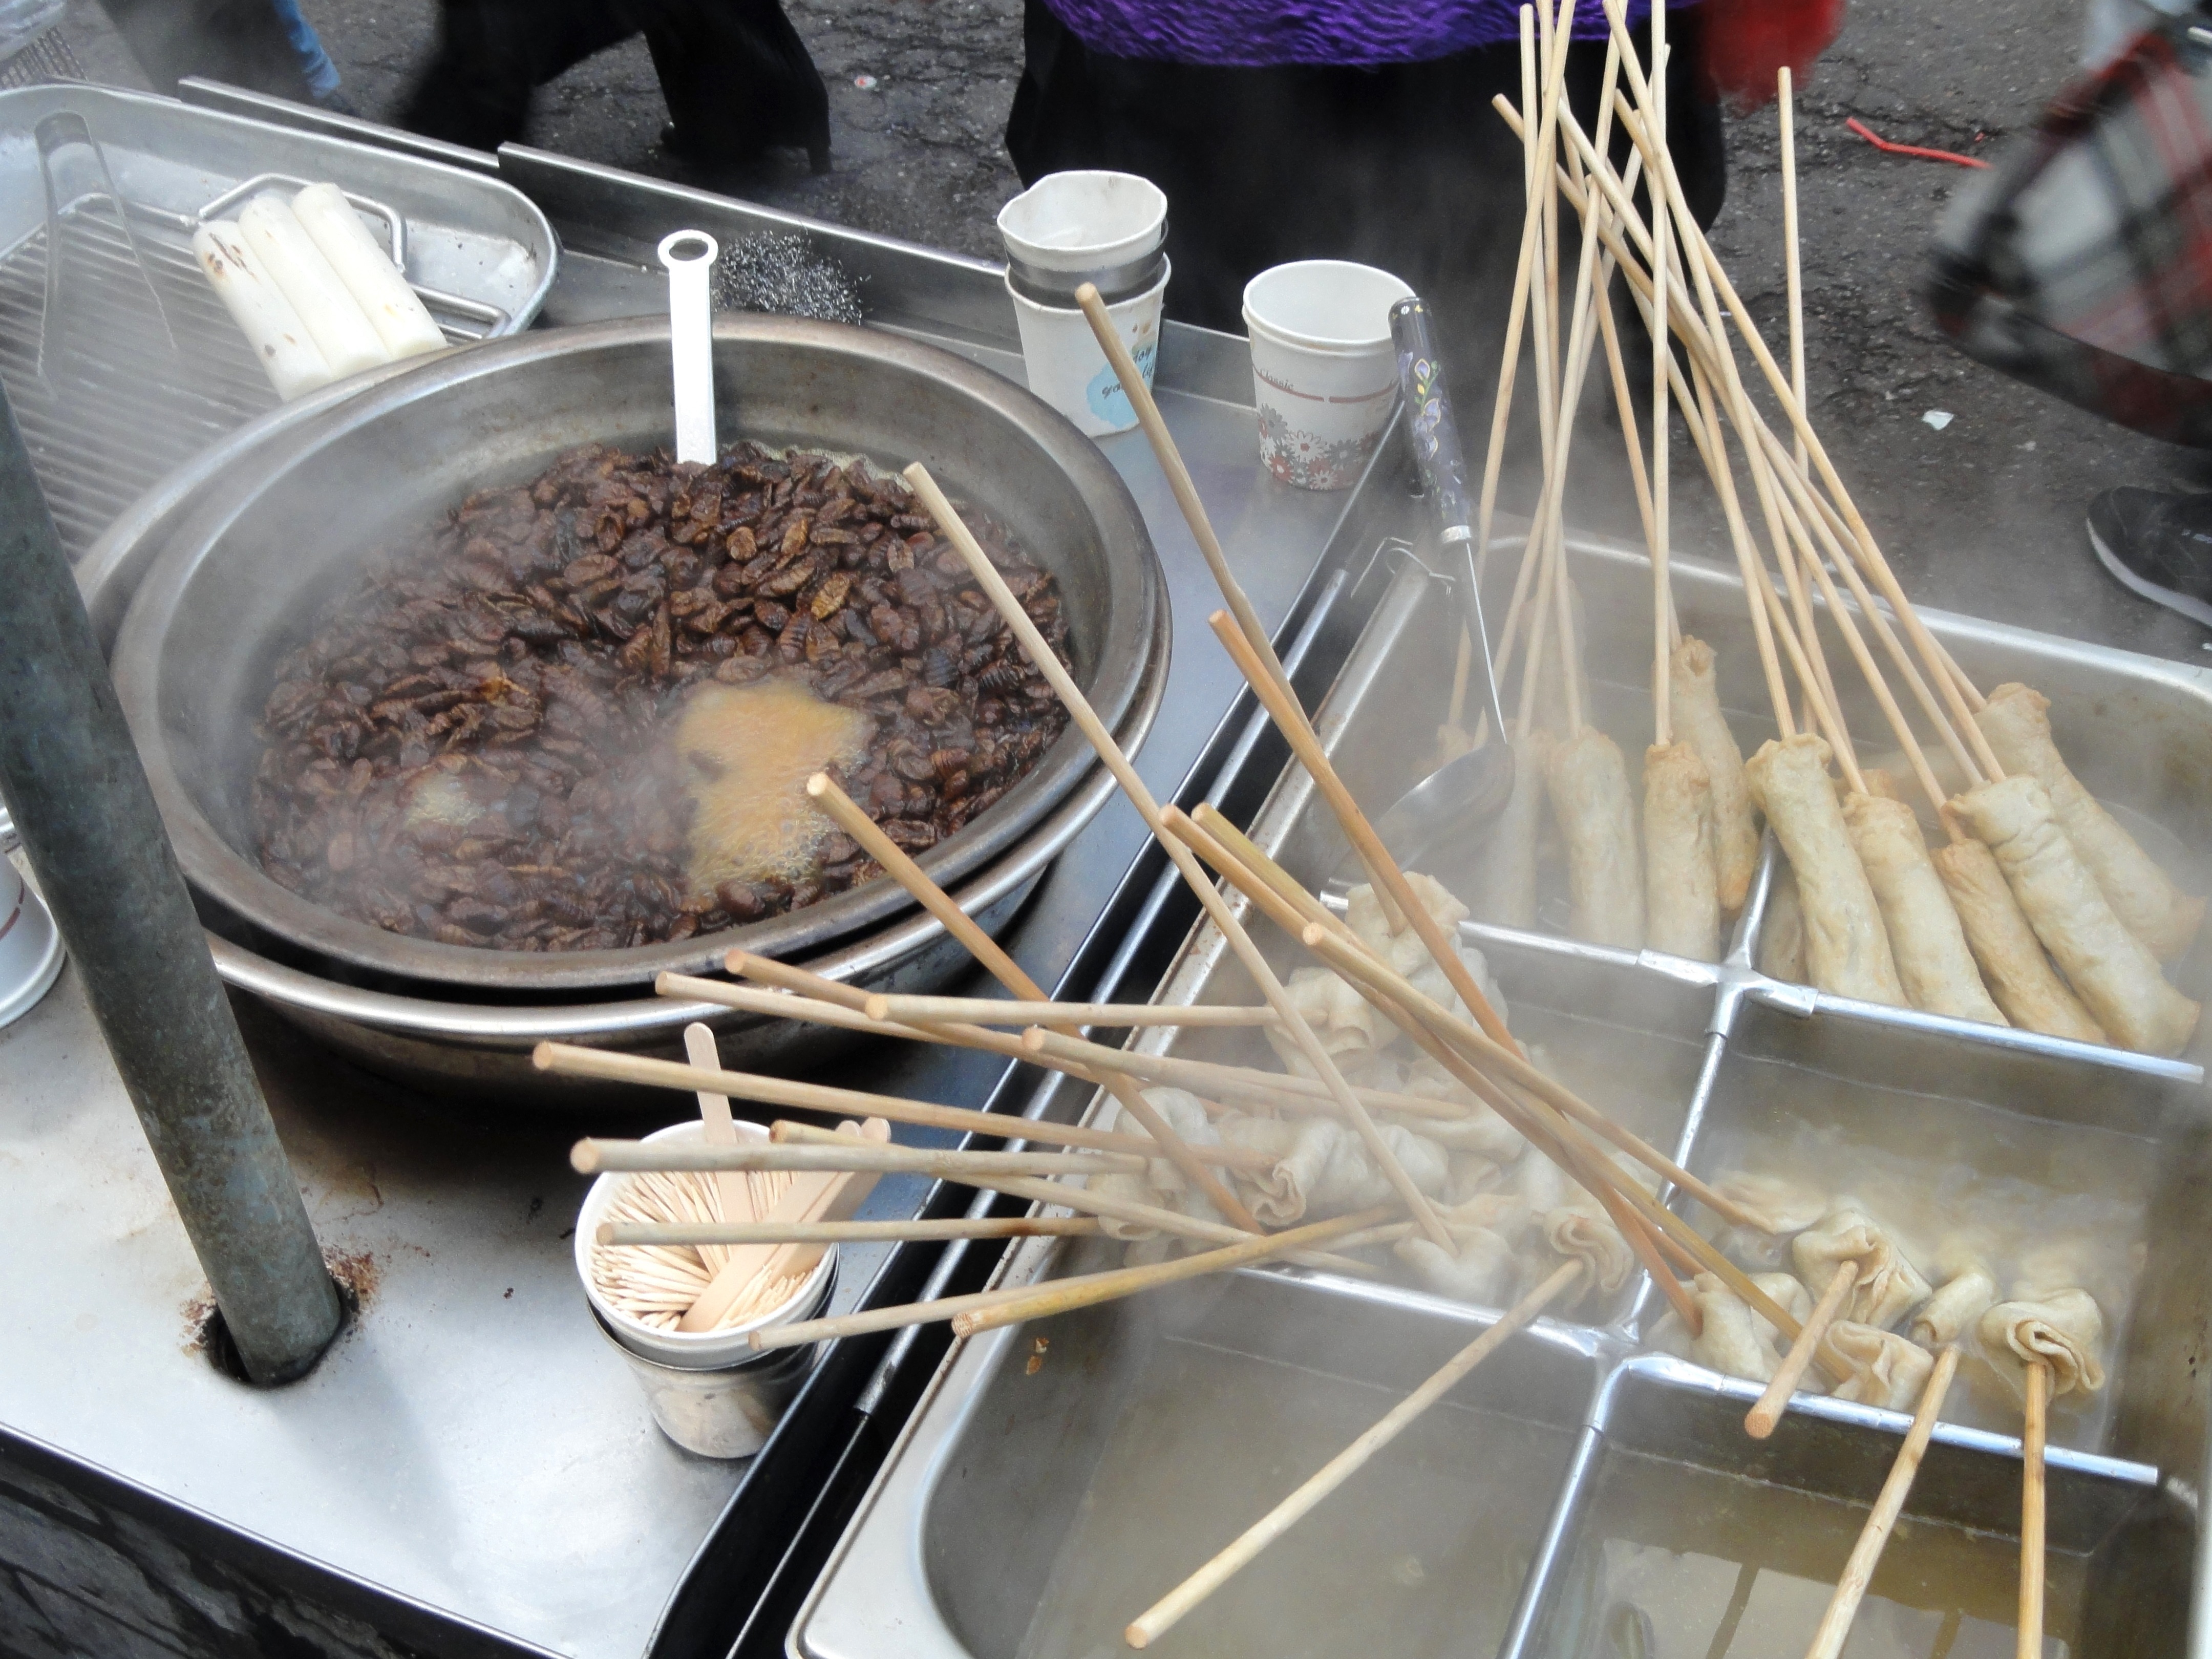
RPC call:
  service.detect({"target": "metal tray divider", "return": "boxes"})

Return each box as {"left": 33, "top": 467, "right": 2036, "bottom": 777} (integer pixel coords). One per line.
{"left": 1497, "top": 1351, "right": 2165, "bottom": 1659}
{"left": 1124, "top": 531, "right": 2201, "bottom": 1652}
{"left": 802, "top": 504, "right": 2212, "bottom": 1659}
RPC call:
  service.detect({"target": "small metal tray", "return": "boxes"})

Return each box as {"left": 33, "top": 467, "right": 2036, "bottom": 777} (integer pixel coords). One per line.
{"left": 0, "top": 83, "right": 557, "bottom": 557}
{"left": 794, "top": 540, "right": 2212, "bottom": 1658}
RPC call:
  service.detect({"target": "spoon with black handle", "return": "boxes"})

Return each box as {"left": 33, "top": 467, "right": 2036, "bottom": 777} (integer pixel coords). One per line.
{"left": 1329, "top": 296, "right": 1515, "bottom": 884}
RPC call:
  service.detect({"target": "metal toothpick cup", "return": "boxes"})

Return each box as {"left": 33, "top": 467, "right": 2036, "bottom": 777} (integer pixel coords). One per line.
{"left": 0, "top": 810, "right": 63, "bottom": 1029}
{"left": 577, "top": 1120, "right": 837, "bottom": 1458}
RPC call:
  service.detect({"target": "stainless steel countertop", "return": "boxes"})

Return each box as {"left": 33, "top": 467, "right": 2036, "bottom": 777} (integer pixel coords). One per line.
{"left": 0, "top": 145, "right": 1372, "bottom": 1658}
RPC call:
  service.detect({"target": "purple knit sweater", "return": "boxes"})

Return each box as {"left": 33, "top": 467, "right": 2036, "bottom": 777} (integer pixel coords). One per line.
{"left": 1043, "top": 0, "right": 1681, "bottom": 67}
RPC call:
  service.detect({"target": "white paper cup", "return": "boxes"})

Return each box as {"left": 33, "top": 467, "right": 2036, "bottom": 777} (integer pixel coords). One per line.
{"left": 0, "top": 858, "right": 63, "bottom": 1029}
{"left": 1242, "top": 260, "right": 1416, "bottom": 491}
{"left": 1006, "top": 257, "right": 1169, "bottom": 438}
{"left": 997, "top": 170, "right": 1167, "bottom": 300}
{"left": 576, "top": 1118, "right": 837, "bottom": 1370}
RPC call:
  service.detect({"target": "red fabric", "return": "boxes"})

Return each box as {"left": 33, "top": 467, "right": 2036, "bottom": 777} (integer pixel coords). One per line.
{"left": 1700, "top": 0, "right": 1844, "bottom": 109}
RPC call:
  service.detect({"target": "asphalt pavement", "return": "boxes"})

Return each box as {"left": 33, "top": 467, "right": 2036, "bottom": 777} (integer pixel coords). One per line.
{"left": 48, "top": 0, "right": 2212, "bottom": 661}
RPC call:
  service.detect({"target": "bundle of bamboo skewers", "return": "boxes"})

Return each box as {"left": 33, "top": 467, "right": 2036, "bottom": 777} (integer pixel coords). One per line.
{"left": 1464, "top": 0, "right": 2202, "bottom": 1071}
{"left": 559, "top": 13, "right": 2133, "bottom": 1645}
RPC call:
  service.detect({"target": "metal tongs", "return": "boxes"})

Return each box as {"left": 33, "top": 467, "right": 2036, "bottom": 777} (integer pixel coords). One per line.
{"left": 35, "top": 111, "right": 179, "bottom": 385}
{"left": 1329, "top": 295, "right": 1514, "bottom": 882}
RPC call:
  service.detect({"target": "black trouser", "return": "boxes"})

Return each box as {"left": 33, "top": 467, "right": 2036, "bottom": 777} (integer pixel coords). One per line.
{"left": 1006, "top": 0, "right": 1724, "bottom": 377}
{"left": 399, "top": 0, "right": 829, "bottom": 167}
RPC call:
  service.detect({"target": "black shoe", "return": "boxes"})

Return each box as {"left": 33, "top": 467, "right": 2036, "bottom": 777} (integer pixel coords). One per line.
{"left": 2087, "top": 486, "right": 2212, "bottom": 627}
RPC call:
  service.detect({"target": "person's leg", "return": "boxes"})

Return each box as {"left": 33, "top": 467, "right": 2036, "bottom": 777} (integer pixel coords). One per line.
{"left": 1005, "top": 5, "right": 1339, "bottom": 333}
{"left": 265, "top": 0, "right": 342, "bottom": 103}
{"left": 398, "top": 0, "right": 631, "bottom": 153}
{"left": 1002, "top": 2, "right": 1721, "bottom": 361}
{"left": 639, "top": 0, "right": 831, "bottom": 172}
{"left": 94, "top": 0, "right": 311, "bottom": 98}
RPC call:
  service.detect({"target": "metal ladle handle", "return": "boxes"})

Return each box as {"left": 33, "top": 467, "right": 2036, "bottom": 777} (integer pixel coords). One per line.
{"left": 1390, "top": 296, "right": 1507, "bottom": 743}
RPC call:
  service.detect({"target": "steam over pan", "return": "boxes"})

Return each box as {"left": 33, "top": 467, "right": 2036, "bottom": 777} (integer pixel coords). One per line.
{"left": 107, "top": 315, "right": 1163, "bottom": 996}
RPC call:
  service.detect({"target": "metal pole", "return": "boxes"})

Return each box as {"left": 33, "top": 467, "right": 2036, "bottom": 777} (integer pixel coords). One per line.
{"left": 0, "top": 387, "right": 339, "bottom": 1384}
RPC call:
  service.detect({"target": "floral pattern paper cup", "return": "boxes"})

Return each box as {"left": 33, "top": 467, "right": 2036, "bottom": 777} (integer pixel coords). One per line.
{"left": 1243, "top": 260, "right": 1416, "bottom": 491}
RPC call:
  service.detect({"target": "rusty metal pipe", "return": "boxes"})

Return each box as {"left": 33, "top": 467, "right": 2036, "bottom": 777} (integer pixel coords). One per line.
{"left": 0, "top": 386, "right": 338, "bottom": 1384}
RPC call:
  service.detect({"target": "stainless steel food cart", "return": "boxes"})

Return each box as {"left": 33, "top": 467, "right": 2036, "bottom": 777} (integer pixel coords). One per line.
{"left": 5, "top": 75, "right": 2210, "bottom": 1659}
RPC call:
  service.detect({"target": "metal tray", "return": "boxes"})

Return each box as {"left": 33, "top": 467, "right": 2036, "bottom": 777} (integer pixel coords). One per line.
{"left": 794, "top": 542, "right": 2212, "bottom": 1658}
{"left": 0, "top": 83, "right": 557, "bottom": 559}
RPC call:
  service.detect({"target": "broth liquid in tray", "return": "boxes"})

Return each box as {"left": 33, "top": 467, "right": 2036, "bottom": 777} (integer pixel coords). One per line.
{"left": 1541, "top": 1450, "right": 2079, "bottom": 1657}
{"left": 1011, "top": 1338, "right": 1572, "bottom": 1659}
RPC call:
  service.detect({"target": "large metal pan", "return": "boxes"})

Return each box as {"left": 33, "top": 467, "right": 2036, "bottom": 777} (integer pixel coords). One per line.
{"left": 105, "top": 314, "right": 1164, "bottom": 999}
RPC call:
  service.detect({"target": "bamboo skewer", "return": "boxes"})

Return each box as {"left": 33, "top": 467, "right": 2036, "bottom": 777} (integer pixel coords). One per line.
{"left": 1160, "top": 806, "right": 1760, "bottom": 1233}
{"left": 1204, "top": 612, "right": 1516, "bottom": 1055}
{"left": 1593, "top": 29, "right": 2002, "bottom": 783}
{"left": 1747, "top": 1261, "right": 1857, "bottom": 1438}
{"left": 867, "top": 994, "right": 1277, "bottom": 1030}
{"left": 1649, "top": 60, "right": 1674, "bottom": 748}
{"left": 1519, "top": 33, "right": 1630, "bottom": 745}
{"left": 948, "top": 1205, "right": 1397, "bottom": 1338}
{"left": 725, "top": 950, "right": 871, "bottom": 1009}
{"left": 1293, "top": 920, "right": 1802, "bottom": 1342}
{"left": 1159, "top": 807, "right": 1704, "bottom": 1332}
{"left": 1514, "top": 133, "right": 1977, "bottom": 796}
{"left": 602, "top": 1216, "right": 1103, "bottom": 1247}
{"left": 1070, "top": 291, "right": 1294, "bottom": 717}
{"left": 1073, "top": 259, "right": 1399, "bottom": 924}
{"left": 1173, "top": 813, "right": 1752, "bottom": 1244}
{"left": 576, "top": 1138, "right": 1147, "bottom": 1181}
{"left": 1551, "top": 120, "right": 1962, "bottom": 818}
{"left": 1189, "top": 805, "right": 1355, "bottom": 941}
{"left": 805, "top": 772, "right": 1263, "bottom": 1232}
{"left": 1802, "top": 1346, "right": 1962, "bottom": 1659}
{"left": 1020, "top": 1024, "right": 1524, "bottom": 1128}
{"left": 1466, "top": 3, "right": 1573, "bottom": 606}
{"left": 1560, "top": 82, "right": 1842, "bottom": 759}
{"left": 1781, "top": 65, "right": 1808, "bottom": 478}
{"left": 1124, "top": 1260, "right": 1587, "bottom": 1648}
{"left": 1754, "top": 439, "right": 1987, "bottom": 789}
{"left": 1496, "top": 2, "right": 1573, "bottom": 740}
{"left": 1743, "top": 434, "right": 1959, "bottom": 817}
{"left": 2020, "top": 1359, "right": 2050, "bottom": 1659}
{"left": 536, "top": 1038, "right": 1273, "bottom": 1171}
{"left": 753, "top": 1124, "right": 1374, "bottom": 1278}
{"left": 905, "top": 463, "right": 1454, "bottom": 1249}
{"left": 713, "top": 951, "right": 1479, "bottom": 1138}
{"left": 668, "top": 972, "right": 1051, "bottom": 1068}
{"left": 751, "top": 1206, "right": 1393, "bottom": 1354}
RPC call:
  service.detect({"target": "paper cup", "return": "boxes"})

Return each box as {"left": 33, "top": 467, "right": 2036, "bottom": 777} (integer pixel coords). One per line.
{"left": 997, "top": 170, "right": 1167, "bottom": 302}
{"left": 576, "top": 1118, "right": 837, "bottom": 1370}
{"left": 0, "top": 858, "right": 63, "bottom": 1029}
{"left": 1006, "top": 258, "right": 1169, "bottom": 438}
{"left": 1242, "top": 260, "right": 1416, "bottom": 491}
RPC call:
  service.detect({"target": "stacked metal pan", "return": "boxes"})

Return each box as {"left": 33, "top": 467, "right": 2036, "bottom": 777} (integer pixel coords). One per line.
{"left": 797, "top": 541, "right": 2212, "bottom": 1657}
{"left": 81, "top": 316, "right": 1166, "bottom": 1101}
